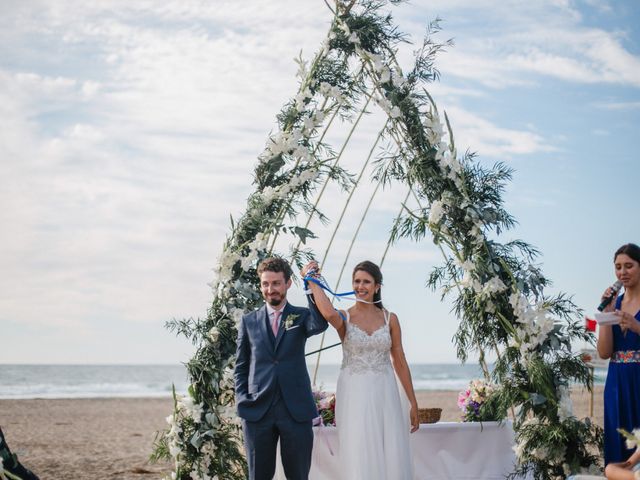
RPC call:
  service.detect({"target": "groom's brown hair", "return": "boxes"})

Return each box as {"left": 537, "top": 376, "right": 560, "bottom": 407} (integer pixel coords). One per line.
{"left": 257, "top": 257, "right": 293, "bottom": 282}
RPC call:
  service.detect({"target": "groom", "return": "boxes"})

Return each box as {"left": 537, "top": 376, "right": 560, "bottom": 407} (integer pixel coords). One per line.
{"left": 234, "top": 257, "right": 328, "bottom": 480}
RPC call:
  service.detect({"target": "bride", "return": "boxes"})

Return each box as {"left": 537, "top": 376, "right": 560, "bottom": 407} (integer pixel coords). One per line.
{"left": 302, "top": 260, "right": 419, "bottom": 480}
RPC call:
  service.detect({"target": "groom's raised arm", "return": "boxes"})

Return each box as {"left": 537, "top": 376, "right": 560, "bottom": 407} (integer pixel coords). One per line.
{"left": 304, "top": 294, "right": 329, "bottom": 337}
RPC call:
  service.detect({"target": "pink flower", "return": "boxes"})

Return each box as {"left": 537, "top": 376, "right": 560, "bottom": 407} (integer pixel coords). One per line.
{"left": 457, "top": 389, "right": 470, "bottom": 410}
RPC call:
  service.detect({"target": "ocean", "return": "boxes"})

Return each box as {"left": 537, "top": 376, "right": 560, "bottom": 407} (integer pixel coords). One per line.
{"left": 0, "top": 364, "right": 607, "bottom": 399}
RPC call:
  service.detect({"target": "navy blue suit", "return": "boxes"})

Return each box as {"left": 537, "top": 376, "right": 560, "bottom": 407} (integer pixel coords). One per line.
{"left": 235, "top": 297, "right": 328, "bottom": 480}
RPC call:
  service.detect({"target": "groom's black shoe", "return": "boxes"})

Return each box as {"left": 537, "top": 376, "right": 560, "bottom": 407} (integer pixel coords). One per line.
{"left": 0, "top": 427, "right": 40, "bottom": 480}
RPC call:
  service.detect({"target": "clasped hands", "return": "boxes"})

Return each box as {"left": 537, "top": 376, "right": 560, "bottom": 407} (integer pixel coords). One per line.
{"left": 301, "top": 260, "right": 321, "bottom": 279}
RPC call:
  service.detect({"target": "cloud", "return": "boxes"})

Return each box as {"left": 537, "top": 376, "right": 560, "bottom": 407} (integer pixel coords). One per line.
{"left": 397, "top": 0, "right": 640, "bottom": 88}
{"left": 442, "top": 106, "right": 555, "bottom": 159}
{"left": 594, "top": 101, "right": 640, "bottom": 110}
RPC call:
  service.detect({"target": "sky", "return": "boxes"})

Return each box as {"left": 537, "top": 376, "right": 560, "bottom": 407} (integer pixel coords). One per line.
{"left": 1, "top": 0, "right": 639, "bottom": 366}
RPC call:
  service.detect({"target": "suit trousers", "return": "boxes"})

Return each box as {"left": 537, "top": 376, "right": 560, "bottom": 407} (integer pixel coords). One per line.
{"left": 242, "top": 390, "right": 313, "bottom": 480}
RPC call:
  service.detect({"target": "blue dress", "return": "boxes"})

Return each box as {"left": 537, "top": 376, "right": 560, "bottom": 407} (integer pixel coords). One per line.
{"left": 603, "top": 295, "right": 640, "bottom": 465}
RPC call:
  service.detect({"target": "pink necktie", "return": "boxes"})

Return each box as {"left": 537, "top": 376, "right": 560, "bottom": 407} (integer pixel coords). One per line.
{"left": 271, "top": 310, "right": 281, "bottom": 336}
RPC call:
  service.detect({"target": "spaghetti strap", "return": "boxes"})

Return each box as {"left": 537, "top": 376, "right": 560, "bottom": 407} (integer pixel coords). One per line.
{"left": 383, "top": 309, "right": 391, "bottom": 325}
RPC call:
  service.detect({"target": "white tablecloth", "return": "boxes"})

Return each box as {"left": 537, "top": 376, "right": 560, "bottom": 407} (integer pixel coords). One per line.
{"left": 276, "top": 421, "right": 519, "bottom": 480}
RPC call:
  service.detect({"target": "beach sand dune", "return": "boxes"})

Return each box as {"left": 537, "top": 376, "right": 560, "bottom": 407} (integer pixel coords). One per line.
{"left": 0, "top": 387, "right": 603, "bottom": 480}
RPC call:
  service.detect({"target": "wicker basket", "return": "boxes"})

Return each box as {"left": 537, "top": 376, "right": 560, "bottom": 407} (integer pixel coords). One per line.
{"left": 418, "top": 407, "right": 442, "bottom": 424}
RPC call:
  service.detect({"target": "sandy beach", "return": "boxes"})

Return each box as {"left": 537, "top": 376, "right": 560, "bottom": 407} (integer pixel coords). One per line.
{"left": 0, "top": 387, "right": 603, "bottom": 480}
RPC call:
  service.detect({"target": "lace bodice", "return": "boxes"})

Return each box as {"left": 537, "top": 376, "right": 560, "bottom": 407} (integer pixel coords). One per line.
{"left": 341, "top": 310, "right": 392, "bottom": 375}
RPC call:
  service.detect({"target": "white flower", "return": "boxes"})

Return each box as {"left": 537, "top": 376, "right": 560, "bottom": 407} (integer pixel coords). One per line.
{"left": 481, "top": 276, "right": 507, "bottom": 296}
{"left": 557, "top": 386, "right": 574, "bottom": 421}
{"left": 512, "top": 440, "right": 526, "bottom": 460}
{"left": 428, "top": 200, "right": 445, "bottom": 224}
{"left": 292, "top": 145, "right": 311, "bottom": 162}
{"left": 389, "top": 106, "right": 402, "bottom": 119}
{"left": 319, "top": 82, "right": 332, "bottom": 96}
{"left": 265, "top": 131, "right": 290, "bottom": 156}
{"left": 178, "top": 395, "right": 204, "bottom": 423}
{"left": 392, "top": 70, "right": 406, "bottom": 88}
{"left": 169, "top": 442, "right": 182, "bottom": 457}
{"left": 208, "top": 326, "right": 220, "bottom": 343}
{"left": 369, "top": 53, "right": 384, "bottom": 72}
{"left": 302, "top": 115, "right": 315, "bottom": 132}
{"left": 425, "top": 113, "right": 445, "bottom": 145}
{"left": 348, "top": 32, "right": 360, "bottom": 44}
{"left": 379, "top": 66, "right": 391, "bottom": 83}
{"left": 531, "top": 447, "right": 549, "bottom": 461}
{"left": 330, "top": 85, "right": 344, "bottom": 104}
{"left": 294, "top": 87, "right": 312, "bottom": 110}
{"left": 459, "top": 259, "right": 475, "bottom": 272}
{"left": 230, "top": 307, "right": 244, "bottom": 326}
{"left": 485, "top": 301, "right": 496, "bottom": 314}
{"left": 240, "top": 248, "right": 258, "bottom": 270}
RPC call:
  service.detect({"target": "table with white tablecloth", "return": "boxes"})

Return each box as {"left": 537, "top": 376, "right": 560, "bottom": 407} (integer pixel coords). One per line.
{"left": 276, "top": 421, "right": 519, "bottom": 480}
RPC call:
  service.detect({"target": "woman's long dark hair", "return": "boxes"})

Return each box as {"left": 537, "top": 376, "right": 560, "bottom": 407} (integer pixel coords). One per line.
{"left": 614, "top": 243, "right": 640, "bottom": 264}
{"left": 353, "top": 260, "right": 384, "bottom": 310}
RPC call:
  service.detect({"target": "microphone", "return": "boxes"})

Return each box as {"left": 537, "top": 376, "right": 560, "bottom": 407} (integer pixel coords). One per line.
{"left": 597, "top": 280, "right": 623, "bottom": 312}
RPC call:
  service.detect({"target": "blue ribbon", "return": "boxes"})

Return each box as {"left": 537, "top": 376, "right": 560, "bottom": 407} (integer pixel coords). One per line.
{"left": 303, "top": 275, "right": 354, "bottom": 301}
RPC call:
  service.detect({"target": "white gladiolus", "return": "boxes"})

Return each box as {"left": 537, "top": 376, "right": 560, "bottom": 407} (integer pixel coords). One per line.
{"left": 392, "top": 70, "right": 406, "bottom": 88}
{"left": 557, "top": 386, "right": 574, "bottom": 421}
{"left": 459, "top": 259, "right": 475, "bottom": 272}
{"left": 425, "top": 113, "right": 445, "bottom": 145}
{"left": 230, "top": 308, "right": 244, "bottom": 326}
{"left": 302, "top": 115, "right": 315, "bottom": 132}
{"left": 481, "top": 276, "right": 508, "bottom": 296}
{"left": 208, "top": 326, "right": 220, "bottom": 343}
{"left": 389, "top": 106, "right": 402, "bottom": 119}
{"left": 330, "top": 85, "right": 344, "bottom": 104}
{"left": 513, "top": 440, "right": 526, "bottom": 461}
{"left": 428, "top": 200, "right": 445, "bottom": 224}
{"left": 169, "top": 443, "right": 182, "bottom": 457}
{"left": 379, "top": 66, "right": 391, "bottom": 83}
{"left": 319, "top": 82, "right": 332, "bottom": 96}
{"left": 179, "top": 395, "right": 204, "bottom": 423}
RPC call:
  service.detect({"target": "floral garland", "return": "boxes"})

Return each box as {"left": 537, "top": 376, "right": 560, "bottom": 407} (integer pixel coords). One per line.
{"left": 152, "top": 1, "right": 602, "bottom": 479}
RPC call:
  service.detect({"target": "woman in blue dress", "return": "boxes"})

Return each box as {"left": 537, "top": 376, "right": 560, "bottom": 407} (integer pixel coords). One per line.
{"left": 598, "top": 243, "right": 640, "bottom": 465}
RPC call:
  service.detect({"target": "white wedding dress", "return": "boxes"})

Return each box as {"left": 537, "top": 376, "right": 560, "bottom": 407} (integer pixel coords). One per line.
{"left": 335, "top": 309, "right": 413, "bottom": 480}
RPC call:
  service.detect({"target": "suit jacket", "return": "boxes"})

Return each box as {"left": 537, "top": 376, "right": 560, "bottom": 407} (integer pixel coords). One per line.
{"left": 234, "top": 296, "right": 328, "bottom": 422}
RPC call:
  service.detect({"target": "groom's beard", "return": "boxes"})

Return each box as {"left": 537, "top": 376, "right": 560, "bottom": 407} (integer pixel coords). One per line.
{"left": 265, "top": 293, "right": 285, "bottom": 307}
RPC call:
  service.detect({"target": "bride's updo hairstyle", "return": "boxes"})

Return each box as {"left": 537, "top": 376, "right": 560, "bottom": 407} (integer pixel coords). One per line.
{"left": 353, "top": 260, "right": 384, "bottom": 310}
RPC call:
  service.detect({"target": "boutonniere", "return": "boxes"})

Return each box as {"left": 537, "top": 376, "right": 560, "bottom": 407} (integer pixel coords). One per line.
{"left": 284, "top": 313, "right": 300, "bottom": 330}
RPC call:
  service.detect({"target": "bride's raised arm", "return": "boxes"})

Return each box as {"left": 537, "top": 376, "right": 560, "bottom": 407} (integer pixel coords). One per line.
{"left": 301, "top": 261, "right": 346, "bottom": 340}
